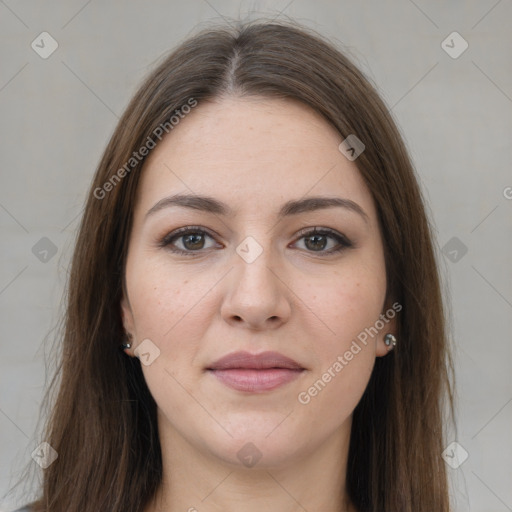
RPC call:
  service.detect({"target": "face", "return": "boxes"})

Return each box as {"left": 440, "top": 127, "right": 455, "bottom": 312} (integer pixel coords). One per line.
{"left": 121, "top": 96, "right": 396, "bottom": 469}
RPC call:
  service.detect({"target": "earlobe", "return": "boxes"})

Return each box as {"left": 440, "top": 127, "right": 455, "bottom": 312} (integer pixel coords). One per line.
{"left": 376, "top": 331, "right": 398, "bottom": 357}
{"left": 120, "top": 294, "right": 135, "bottom": 355}
{"left": 384, "top": 333, "right": 397, "bottom": 349}
{"left": 375, "top": 299, "right": 400, "bottom": 357}
{"left": 120, "top": 332, "right": 133, "bottom": 354}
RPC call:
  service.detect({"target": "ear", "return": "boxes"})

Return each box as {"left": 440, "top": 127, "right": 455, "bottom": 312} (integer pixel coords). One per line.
{"left": 375, "top": 299, "right": 400, "bottom": 357}
{"left": 120, "top": 293, "right": 136, "bottom": 356}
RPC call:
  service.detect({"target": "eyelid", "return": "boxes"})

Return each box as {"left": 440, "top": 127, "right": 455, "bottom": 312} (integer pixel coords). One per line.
{"left": 292, "top": 226, "right": 353, "bottom": 247}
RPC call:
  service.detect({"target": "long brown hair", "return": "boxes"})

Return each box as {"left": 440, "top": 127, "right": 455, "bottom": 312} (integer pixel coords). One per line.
{"left": 11, "top": 19, "right": 456, "bottom": 512}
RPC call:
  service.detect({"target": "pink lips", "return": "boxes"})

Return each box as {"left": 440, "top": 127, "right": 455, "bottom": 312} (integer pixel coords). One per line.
{"left": 206, "top": 351, "right": 305, "bottom": 392}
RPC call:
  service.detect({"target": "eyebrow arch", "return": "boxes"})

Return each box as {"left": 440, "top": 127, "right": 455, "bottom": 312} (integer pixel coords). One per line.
{"left": 145, "top": 193, "right": 369, "bottom": 224}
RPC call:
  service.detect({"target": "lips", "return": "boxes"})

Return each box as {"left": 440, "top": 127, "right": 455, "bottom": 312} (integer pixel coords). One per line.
{"left": 206, "top": 351, "right": 305, "bottom": 392}
{"left": 207, "top": 351, "right": 304, "bottom": 371}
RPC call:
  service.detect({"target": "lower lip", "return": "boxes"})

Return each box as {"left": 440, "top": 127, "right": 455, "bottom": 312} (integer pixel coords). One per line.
{"left": 208, "top": 368, "right": 304, "bottom": 392}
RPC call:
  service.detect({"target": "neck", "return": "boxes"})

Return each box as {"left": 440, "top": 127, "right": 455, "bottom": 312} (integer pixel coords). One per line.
{"left": 145, "top": 413, "right": 356, "bottom": 512}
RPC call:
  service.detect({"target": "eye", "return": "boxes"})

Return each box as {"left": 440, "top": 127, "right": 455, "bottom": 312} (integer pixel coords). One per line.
{"left": 292, "top": 227, "right": 353, "bottom": 255}
{"left": 158, "top": 226, "right": 353, "bottom": 256}
{"left": 159, "top": 226, "right": 220, "bottom": 256}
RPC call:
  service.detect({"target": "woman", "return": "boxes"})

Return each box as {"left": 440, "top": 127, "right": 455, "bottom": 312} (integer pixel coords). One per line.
{"left": 11, "top": 19, "right": 455, "bottom": 512}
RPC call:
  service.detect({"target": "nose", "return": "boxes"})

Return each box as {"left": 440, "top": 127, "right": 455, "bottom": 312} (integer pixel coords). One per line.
{"left": 220, "top": 242, "right": 292, "bottom": 331}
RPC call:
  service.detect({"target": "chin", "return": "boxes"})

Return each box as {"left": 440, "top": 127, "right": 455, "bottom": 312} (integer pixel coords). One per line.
{"left": 209, "top": 435, "right": 307, "bottom": 470}
{"left": 198, "top": 413, "right": 311, "bottom": 469}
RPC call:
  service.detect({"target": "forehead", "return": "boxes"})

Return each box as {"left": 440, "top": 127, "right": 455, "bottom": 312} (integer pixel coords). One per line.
{"left": 134, "top": 96, "right": 376, "bottom": 222}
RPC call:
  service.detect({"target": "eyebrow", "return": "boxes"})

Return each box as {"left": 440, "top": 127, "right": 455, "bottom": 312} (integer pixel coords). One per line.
{"left": 145, "top": 193, "right": 369, "bottom": 224}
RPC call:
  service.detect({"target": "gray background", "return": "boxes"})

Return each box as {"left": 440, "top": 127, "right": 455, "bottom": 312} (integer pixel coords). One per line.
{"left": 1, "top": 1, "right": 511, "bottom": 511}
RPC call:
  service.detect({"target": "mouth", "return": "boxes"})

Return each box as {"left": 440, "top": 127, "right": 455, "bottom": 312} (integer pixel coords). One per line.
{"left": 206, "top": 351, "right": 305, "bottom": 393}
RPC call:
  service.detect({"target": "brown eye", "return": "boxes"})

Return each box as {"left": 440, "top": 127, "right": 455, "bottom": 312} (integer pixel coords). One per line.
{"left": 159, "top": 226, "right": 353, "bottom": 257}
{"left": 304, "top": 233, "right": 329, "bottom": 251}
{"left": 294, "top": 227, "right": 353, "bottom": 254}
{"left": 181, "top": 232, "right": 207, "bottom": 250}
{"left": 160, "top": 227, "right": 219, "bottom": 255}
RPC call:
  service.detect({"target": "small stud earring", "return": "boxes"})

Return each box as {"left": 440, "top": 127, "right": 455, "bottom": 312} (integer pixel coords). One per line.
{"left": 384, "top": 333, "right": 397, "bottom": 348}
{"left": 121, "top": 333, "right": 133, "bottom": 350}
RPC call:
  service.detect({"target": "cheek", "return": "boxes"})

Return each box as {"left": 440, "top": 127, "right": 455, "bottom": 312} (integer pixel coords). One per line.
{"left": 295, "top": 255, "right": 386, "bottom": 416}
{"left": 127, "top": 253, "right": 206, "bottom": 340}
{"left": 295, "top": 272, "right": 382, "bottom": 413}
{"left": 309, "top": 260, "right": 386, "bottom": 349}
{"left": 128, "top": 259, "right": 209, "bottom": 425}
{"left": 333, "top": 282, "right": 383, "bottom": 340}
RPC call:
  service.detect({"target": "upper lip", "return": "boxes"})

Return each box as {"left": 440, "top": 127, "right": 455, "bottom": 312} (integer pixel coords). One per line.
{"left": 207, "top": 351, "right": 304, "bottom": 371}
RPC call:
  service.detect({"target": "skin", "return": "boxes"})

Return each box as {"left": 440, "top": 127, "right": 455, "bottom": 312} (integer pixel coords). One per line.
{"left": 120, "top": 95, "right": 397, "bottom": 512}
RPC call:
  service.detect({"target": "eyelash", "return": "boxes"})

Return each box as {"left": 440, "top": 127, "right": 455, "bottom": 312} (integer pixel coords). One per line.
{"left": 158, "top": 225, "right": 353, "bottom": 257}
